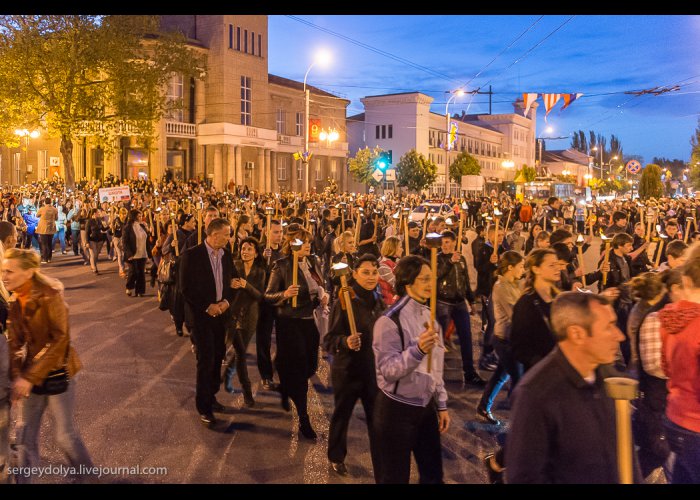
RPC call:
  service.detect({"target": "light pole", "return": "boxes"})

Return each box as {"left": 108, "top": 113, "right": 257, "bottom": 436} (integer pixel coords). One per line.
{"left": 444, "top": 89, "right": 465, "bottom": 199}
{"left": 591, "top": 146, "right": 603, "bottom": 178}
{"left": 536, "top": 127, "right": 567, "bottom": 176}
{"left": 15, "top": 128, "right": 40, "bottom": 184}
{"left": 303, "top": 49, "right": 331, "bottom": 193}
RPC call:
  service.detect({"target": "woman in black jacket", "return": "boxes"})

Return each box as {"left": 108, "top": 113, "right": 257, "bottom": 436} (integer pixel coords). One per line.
{"left": 523, "top": 223, "right": 543, "bottom": 255}
{"left": 223, "top": 237, "right": 267, "bottom": 407}
{"left": 265, "top": 225, "right": 328, "bottom": 439}
{"left": 510, "top": 248, "right": 560, "bottom": 373}
{"left": 85, "top": 208, "right": 108, "bottom": 274}
{"left": 121, "top": 209, "right": 151, "bottom": 297}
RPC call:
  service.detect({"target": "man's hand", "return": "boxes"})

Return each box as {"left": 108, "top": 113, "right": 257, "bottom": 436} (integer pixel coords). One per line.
{"left": 450, "top": 252, "right": 461, "bottom": 263}
{"left": 601, "top": 287, "right": 620, "bottom": 301}
{"left": 206, "top": 303, "right": 222, "bottom": 317}
{"left": 438, "top": 410, "right": 451, "bottom": 434}
{"left": 217, "top": 300, "right": 230, "bottom": 313}
{"left": 283, "top": 285, "right": 300, "bottom": 299}
{"left": 320, "top": 294, "right": 329, "bottom": 308}
{"left": 263, "top": 247, "right": 272, "bottom": 259}
{"left": 11, "top": 377, "right": 33, "bottom": 403}
{"left": 489, "top": 252, "right": 499, "bottom": 264}
{"left": 346, "top": 333, "right": 361, "bottom": 351}
{"left": 574, "top": 267, "right": 584, "bottom": 277}
{"left": 418, "top": 322, "right": 439, "bottom": 354}
{"left": 599, "top": 261, "right": 611, "bottom": 274}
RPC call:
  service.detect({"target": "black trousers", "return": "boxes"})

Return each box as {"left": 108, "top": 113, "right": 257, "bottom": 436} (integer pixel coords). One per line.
{"left": 169, "top": 286, "right": 187, "bottom": 331}
{"left": 275, "top": 317, "right": 319, "bottom": 417}
{"left": 256, "top": 303, "right": 276, "bottom": 381}
{"left": 328, "top": 370, "right": 379, "bottom": 470}
{"left": 39, "top": 233, "right": 54, "bottom": 262}
{"left": 126, "top": 258, "right": 147, "bottom": 295}
{"left": 191, "top": 315, "right": 227, "bottom": 415}
{"left": 372, "top": 391, "right": 443, "bottom": 484}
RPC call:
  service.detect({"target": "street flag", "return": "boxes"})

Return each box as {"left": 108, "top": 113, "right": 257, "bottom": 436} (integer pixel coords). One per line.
{"left": 542, "top": 93, "right": 561, "bottom": 122}
{"left": 560, "top": 93, "right": 583, "bottom": 112}
{"left": 522, "top": 93, "right": 538, "bottom": 117}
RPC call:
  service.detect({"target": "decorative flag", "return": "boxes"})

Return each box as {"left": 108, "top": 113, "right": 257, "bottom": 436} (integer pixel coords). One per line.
{"left": 522, "top": 93, "right": 538, "bottom": 117}
{"left": 542, "top": 93, "right": 561, "bottom": 122}
{"left": 448, "top": 121, "right": 458, "bottom": 150}
{"left": 560, "top": 93, "right": 583, "bottom": 112}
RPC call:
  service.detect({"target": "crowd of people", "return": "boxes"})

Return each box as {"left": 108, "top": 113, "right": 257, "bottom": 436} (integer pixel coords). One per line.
{"left": 0, "top": 174, "right": 699, "bottom": 484}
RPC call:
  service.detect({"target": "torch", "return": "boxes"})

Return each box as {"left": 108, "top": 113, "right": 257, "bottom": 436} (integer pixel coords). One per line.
{"left": 354, "top": 207, "right": 363, "bottom": 246}
{"left": 550, "top": 217, "right": 560, "bottom": 231}
{"left": 332, "top": 262, "right": 359, "bottom": 346}
{"left": 601, "top": 233, "right": 612, "bottom": 287}
{"left": 265, "top": 206, "right": 274, "bottom": 265}
{"left": 197, "top": 200, "right": 204, "bottom": 245}
{"left": 339, "top": 202, "right": 347, "bottom": 233}
{"left": 403, "top": 208, "right": 411, "bottom": 255}
{"left": 684, "top": 217, "right": 694, "bottom": 244}
{"left": 587, "top": 204, "right": 595, "bottom": 237}
{"left": 654, "top": 225, "right": 668, "bottom": 269}
{"left": 425, "top": 232, "right": 443, "bottom": 373}
{"left": 290, "top": 238, "right": 303, "bottom": 308}
{"left": 576, "top": 233, "right": 586, "bottom": 288}
{"left": 457, "top": 203, "right": 466, "bottom": 254}
{"left": 604, "top": 377, "right": 639, "bottom": 484}
{"left": 645, "top": 210, "right": 654, "bottom": 243}
{"left": 170, "top": 212, "right": 179, "bottom": 257}
{"left": 493, "top": 208, "right": 502, "bottom": 256}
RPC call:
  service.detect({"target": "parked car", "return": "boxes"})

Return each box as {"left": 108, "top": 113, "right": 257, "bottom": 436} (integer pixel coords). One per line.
{"left": 410, "top": 202, "right": 454, "bottom": 222}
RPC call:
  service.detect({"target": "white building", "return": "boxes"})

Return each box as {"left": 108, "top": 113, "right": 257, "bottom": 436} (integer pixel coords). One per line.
{"left": 347, "top": 92, "right": 537, "bottom": 194}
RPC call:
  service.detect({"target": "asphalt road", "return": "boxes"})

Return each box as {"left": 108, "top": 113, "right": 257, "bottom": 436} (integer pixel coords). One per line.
{"left": 18, "top": 248, "right": 503, "bottom": 484}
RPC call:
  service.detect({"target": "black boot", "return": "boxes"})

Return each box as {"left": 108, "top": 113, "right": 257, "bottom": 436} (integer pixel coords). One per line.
{"left": 242, "top": 384, "right": 255, "bottom": 407}
{"left": 298, "top": 414, "right": 317, "bottom": 440}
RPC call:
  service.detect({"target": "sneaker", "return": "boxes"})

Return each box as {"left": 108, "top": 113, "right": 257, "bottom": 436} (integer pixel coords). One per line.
{"left": 464, "top": 373, "right": 487, "bottom": 387}
{"left": 41, "top": 260, "right": 47, "bottom": 264}
{"left": 330, "top": 462, "right": 348, "bottom": 476}
{"left": 261, "top": 379, "right": 280, "bottom": 392}
{"left": 476, "top": 405, "right": 502, "bottom": 425}
{"left": 479, "top": 353, "right": 499, "bottom": 371}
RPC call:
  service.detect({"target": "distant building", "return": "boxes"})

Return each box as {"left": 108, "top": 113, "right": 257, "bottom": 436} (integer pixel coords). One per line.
{"left": 542, "top": 148, "right": 592, "bottom": 186}
{"left": 347, "top": 92, "right": 537, "bottom": 195}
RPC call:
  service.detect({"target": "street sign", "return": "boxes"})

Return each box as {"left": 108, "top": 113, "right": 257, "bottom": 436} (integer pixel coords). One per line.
{"left": 385, "top": 168, "right": 396, "bottom": 181}
{"left": 372, "top": 169, "right": 384, "bottom": 182}
{"left": 626, "top": 160, "right": 641, "bottom": 175}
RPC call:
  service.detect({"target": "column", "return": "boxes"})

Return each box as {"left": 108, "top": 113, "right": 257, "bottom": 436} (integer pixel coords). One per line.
{"left": 264, "top": 149, "right": 271, "bottom": 193}
{"left": 257, "top": 147, "right": 265, "bottom": 192}
{"left": 226, "top": 145, "right": 235, "bottom": 190}
{"left": 234, "top": 145, "right": 243, "bottom": 185}
{"left": 213, "top": 145, "right": 223, "bottom": 190}
{"left": 270, "top": 151, "right": 277, "bottom": 193}
{"left": 291, "top": 158, "right": 299, "bottom": 193}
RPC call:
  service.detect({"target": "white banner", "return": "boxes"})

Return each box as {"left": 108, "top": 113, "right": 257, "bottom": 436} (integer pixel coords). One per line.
{"left": 98, "top": 186, "right": 131, "bottom": 203}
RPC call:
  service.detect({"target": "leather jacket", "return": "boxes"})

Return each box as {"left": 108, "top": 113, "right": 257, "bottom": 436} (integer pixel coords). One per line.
{"left": 264, "top": 254, "right": 324, "bottom": 318}
{"left": 6, "top": 277, "right": 82, "bottom": 386}
{"left": 437, "top": 252, "right": 475, "bottom": 304}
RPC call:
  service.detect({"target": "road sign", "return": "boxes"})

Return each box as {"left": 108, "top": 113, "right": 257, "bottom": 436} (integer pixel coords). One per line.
{"left": 626, "top": 160, "right": 642, "bottom": 175}
{"left": 385, "top": 168, "right": 396, "bottom": 181}
{"left": 372, "top": 169, "right": 384, "bottom": 182}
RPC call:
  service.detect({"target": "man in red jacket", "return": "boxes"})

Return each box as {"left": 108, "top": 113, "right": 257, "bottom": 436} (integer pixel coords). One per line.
{"left": 660, "top": 243, "right": 700, "bottom": 484}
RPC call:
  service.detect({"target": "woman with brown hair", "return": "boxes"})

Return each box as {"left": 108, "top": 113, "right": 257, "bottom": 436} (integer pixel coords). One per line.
{"left": 378, "top": 235, "right": 402, "bottom": 306}
{"left": 3, "top": 248, "right": 93, "bottom": 483}
{"left": 264, "top": 225, "right": 328, "bottom": 439}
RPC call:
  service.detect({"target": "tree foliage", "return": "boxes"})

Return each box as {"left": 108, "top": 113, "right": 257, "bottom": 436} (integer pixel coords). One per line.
{"left": 515, "top": 164, "right": 537, "bottom": 182}
{"left": 639, "top": 164, "right": 664, "bottom": 200}
{"left": 348, "top": 146, "right": 383, "bottom": 187}
{"left": 448, "top": 151, "right": 480, "bottom": 183}
{"left": 395, "top": 149, "right": 437, "bottom": 193}
{"left": 0, "top": 15, "right": 206, "bottom": 187}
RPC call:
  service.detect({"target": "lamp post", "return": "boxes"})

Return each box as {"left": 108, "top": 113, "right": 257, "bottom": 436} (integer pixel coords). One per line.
{"left": 14, "top": 128, "right": 40, "bottom": 184}
{"left": 303, "top": 50, "right": 331, "bottom": 193}
{"left": 444, "top": 89, "right": 465, "bottom": 199}
{"left": 591, "top": 146, "right": 603, "bottom": 178}
{"left": 536, "top": 127, "right": 568, "bottom": 176}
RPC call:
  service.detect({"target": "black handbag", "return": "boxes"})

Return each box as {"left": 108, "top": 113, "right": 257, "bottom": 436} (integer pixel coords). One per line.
{"left": 31, "top": 347, "right": 70, "bottom": 396}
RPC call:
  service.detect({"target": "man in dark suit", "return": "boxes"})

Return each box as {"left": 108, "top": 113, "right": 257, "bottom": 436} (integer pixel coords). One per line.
{"left": 179, "top": 217, "right": 235, "bottom": 427}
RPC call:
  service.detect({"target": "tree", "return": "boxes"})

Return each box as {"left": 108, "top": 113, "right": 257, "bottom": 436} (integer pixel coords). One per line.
{"left": 395, "top": 149, "right": 437, "bottom": 193}
{"left": 348, "top": 146, "right": 383, "bottom": 187}
{"left": 639, "top": 164, "right": 664, "bottom": 200}
{"left": 0, "top": 15, "right": 206, "bottom": 187}
{"left": 448, "top": 151, "right": 480, "bottom": 183}
{"left": 515, "top": 164, "right": 537, "bottom": 182}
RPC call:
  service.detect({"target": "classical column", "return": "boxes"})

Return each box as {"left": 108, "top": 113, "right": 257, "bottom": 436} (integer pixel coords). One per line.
{"left": 257, "top": 147, "right": 265, "bottom": 192}
{"left": 270, "top": 151, "right": 277, "bottom": 193}
{"left": 226, "top": 145, "right": 235, "bottom": 190}
{"left": 234, "top": 145, "right": 243, "bottom": 186}
{"left": 213, "top": 145, "right": 223, "bottom": 190}
{"left": 264, "top": 149, "right": 271, "bottom": 193}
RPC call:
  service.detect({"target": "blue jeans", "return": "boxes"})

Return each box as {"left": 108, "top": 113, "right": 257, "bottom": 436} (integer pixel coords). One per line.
{"left": 53, "top": 228, "right": 66, "bottom": 253}
{"left": 437, "top": 300, "right": 476, "bottom": 378}
{"left": 16, "top": 378, "right": 93, "bottom": 484}
{"left": 664, "top": 417, "right": 700, "bottom": 484}
{"left": 478, "top": 337, "right": 523, "bottom": 411}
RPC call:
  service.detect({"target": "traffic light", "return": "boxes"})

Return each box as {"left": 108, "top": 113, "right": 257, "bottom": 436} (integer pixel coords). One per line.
{"left": 375, "top": 150, "right": 392, "bottom": 171}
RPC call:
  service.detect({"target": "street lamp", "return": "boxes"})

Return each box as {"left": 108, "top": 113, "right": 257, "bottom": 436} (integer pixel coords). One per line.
{"left": 444, "top": 89, "right": 465, "bottom": 198}
{"left": 15, "top": 128, "right": 41, "bottom": 184}
{"left": 591, "top": 146, "right": 604, "bottom": 178}
{"left": 303, "top": 49, "right": 331, "bottom": 193}
{"left": 537, "top": 127, "right": 568, "bottom": 176}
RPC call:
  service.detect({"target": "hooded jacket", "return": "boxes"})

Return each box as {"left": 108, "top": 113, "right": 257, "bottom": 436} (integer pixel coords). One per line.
{"left": 660, "top": 300, "right": 700, "bottom": 433}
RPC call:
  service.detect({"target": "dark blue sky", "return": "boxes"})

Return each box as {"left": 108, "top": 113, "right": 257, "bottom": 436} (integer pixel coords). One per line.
{"left": 269, "top": 15, "right": 699, "bottom": 164}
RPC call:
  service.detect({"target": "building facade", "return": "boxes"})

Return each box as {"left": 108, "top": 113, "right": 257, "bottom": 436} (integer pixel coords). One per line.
{"left": 347, "top": 92, "right": 537, "bottom": 195}
{"left": 0, "top": 15, "right": 351, "bottom": 193}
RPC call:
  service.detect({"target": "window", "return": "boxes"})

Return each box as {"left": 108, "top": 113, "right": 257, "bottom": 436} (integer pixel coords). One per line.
{"left": 381, "top": 125, "right": 386, "bottom": 139}
{"left": 13, "top": 152, "right": 20, "bottom": 185}
{"left": 315, "top": 159, "right": 322, "bottom": 181}
{"left": 236, "top": 27, "right": 241, "bottom": 50}
{"left": 251, "top": 31, "right": 255, "bottom": 56}
{"left": 229, "top": 25, "right": 233, "bottom": 49}
{"left": 38, "top": 150, "right": 48, "bottom": 180}
{"left": 244, "top": 29, "right": 248, "bottom": 53}
{"left": 295, "top": 112, "right": 304, "bottom": 136}
{"left": 276, "top": 109, "right": 286, "bottom": 134}
{"left": 167, "top": 73, "right": 184, "bottom": 122}
{"left": 330, "top": 159, "right": 337, "bottom": 177}
{"left": 297, "top": 162, "right": 303, "bottom": 181}
{"left": 388, "top": 124, "right": 393, "bottom": 139}
{"left": 376, "top": 125, "right": 380, "bottom": 140}
{"left": 258, "top": 34, "right": 262, "bottom": 57}
{"left": 277, "top": 156, "right": 288, "bottom": 180}
{"left": 240, "top": 76, "right": 251, "bottom": 126}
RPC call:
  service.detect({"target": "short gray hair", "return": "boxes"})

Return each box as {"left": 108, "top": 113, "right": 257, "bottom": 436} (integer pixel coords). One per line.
{"left": 550, "top": 291, "right": 611, "bottom": 341}
{"left": 205, "top": 217, "right": 231, "bottom": 236}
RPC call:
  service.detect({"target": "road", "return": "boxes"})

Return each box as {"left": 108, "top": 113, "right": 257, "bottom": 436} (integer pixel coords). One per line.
{"left": 22, "top": 250, "right": 502, "bottom": 484}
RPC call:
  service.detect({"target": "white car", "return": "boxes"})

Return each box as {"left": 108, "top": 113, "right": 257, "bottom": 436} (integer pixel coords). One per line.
{"left": 410, "top": 203, "right": 454, "bottom": 222}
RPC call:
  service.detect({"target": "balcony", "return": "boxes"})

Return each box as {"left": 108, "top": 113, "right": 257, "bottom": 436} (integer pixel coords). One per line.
{"left": 75, "top": 120, "right": 138, "bottom": 137}
{"left": 165, "top": 121, "right": 196, "bottom": 138}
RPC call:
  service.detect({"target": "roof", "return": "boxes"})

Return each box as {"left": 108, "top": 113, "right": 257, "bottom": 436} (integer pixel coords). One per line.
{"left": 363, "top": 91, "right": 425, "bottom": 99}
{"left": 543, "top": 148, "right": 590, "bottom": 166}
{"left": 347, "top": 113, "right": 365, "bottom": 122}
{"left": 267, "top": 74, "right": 348, "bottom": 101}
{"left": 450, "top": 113, "right": 502, "bottom": 132}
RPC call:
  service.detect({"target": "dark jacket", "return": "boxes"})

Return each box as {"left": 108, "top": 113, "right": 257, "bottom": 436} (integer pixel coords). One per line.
{"left": 264, "top": 254, "right": 324, "bottom": 319}
{"left": 357, "top": 218, "right": 380, "bottom": 257}
{"left": 437, "top": 252, "right": 475, "bottom": 303}
{"left": 230, "top": 259, "right": 266, "bottom": 316}
{"left": 324, "top": 282, "right": 385, "bottom": 379}
{"left": 506, "top": 348, "right": 642, "bottom": 484}
{"left": 475, "top": 242, "right": 498, "bottom": 297}
{"left": 511, "top": 290, "right": 555, "bottom": 372}
{"left": 86, "top": 217, "right": 108, "bottom": 242}
{"left": 178, "top": 243, "right": 235, "bottom": 327}
{"left": 122, "top": 222, "right": 152, "bottom": 260}
{"left": 631, "top": 234, "right": 652, "bottom": 275}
